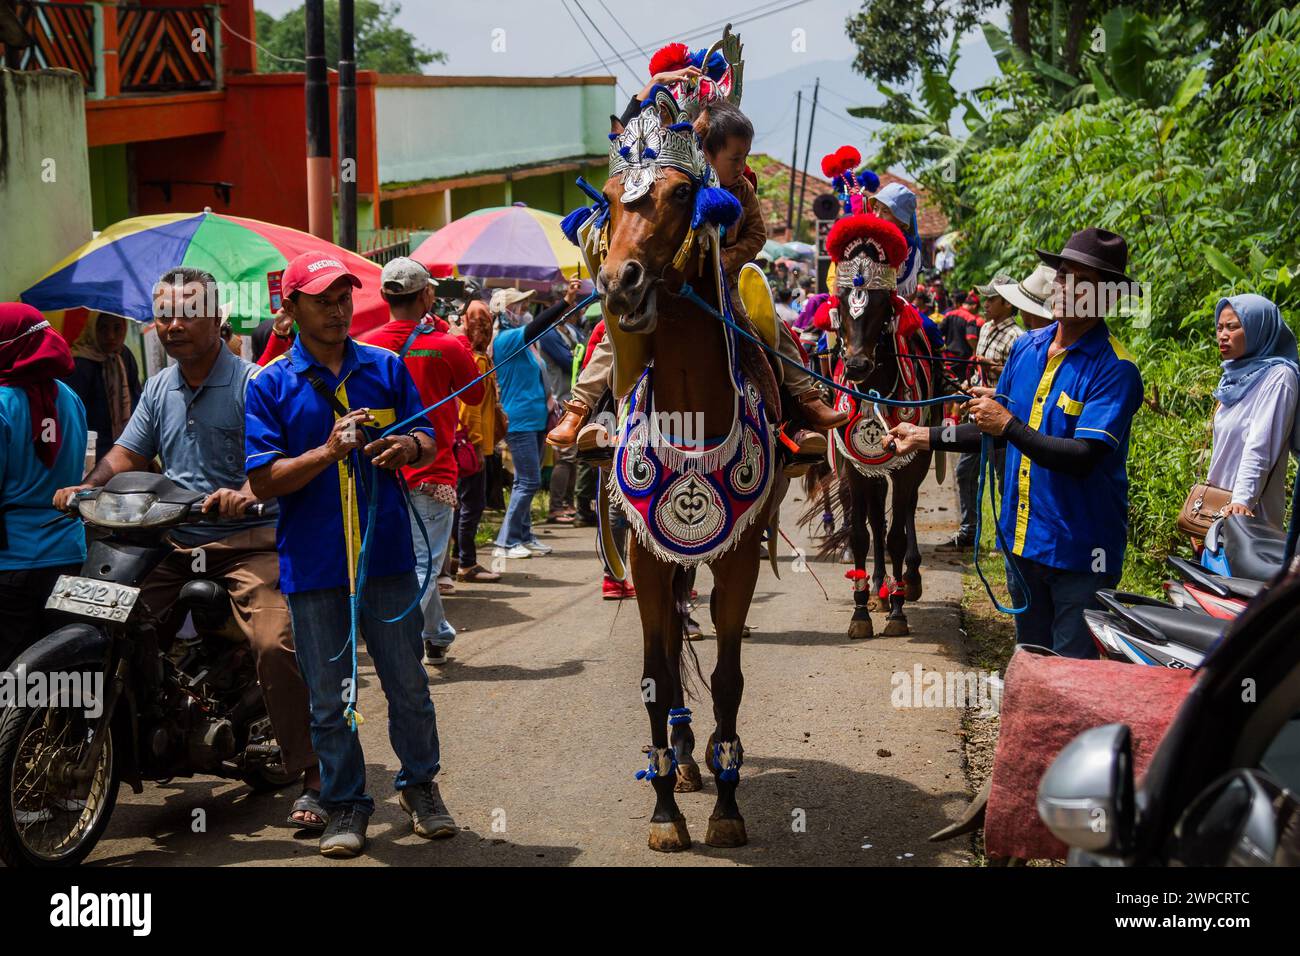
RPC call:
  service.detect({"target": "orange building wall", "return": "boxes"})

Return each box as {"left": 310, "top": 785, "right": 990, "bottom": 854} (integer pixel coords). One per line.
{"left": 130, "top": 72, "right": 381, "bottom": 234}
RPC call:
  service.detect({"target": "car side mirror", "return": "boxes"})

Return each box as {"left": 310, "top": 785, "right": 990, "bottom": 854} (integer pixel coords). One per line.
{"left": 1172, "top": 769, "right": 1297, "bottom": 866}
{"left": 1037, "top": 723, "right": 1136, "bottom": 856}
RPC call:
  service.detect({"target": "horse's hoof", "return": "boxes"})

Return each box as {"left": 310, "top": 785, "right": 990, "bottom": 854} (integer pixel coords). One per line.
{"left": 705, "top": 815, "right": 748, "bottom": 848}
{"left": 847, "top": 618, "right": 874, "bottom": 640}
{"left": 904, "top": 579, "right": 923, "bottom": 602}
{"left": 882, "top": 617, "right": 910, "bottom": 636}
{"left": 675, "top": 763, "right": 704, "bottom": 792}
{"left": 648, "top": 816, "right": 692, "bottom": 852}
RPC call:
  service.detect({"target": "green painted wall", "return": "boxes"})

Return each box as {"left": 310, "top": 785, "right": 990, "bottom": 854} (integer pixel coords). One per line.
{"left": 0, "top": 70, "right": 93, "bottom": 301}
{"left": 88, "top": 144, "right": 132, "bottom": 231}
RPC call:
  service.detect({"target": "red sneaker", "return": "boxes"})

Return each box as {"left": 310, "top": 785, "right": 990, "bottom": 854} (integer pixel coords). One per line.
{"left": 602, "top": 576, "right": 624, "bottom": 600}
{"left": 621, "top": 581, "right": 637, "bottom": 600}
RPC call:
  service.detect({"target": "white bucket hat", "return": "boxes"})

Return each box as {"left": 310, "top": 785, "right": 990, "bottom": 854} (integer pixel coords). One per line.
{"left": 993, "top": 263, "right": 1055, "bottom": 320}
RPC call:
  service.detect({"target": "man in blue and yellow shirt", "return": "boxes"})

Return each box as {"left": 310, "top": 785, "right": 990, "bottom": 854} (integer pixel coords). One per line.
{"left": 891, "top": 228, "right": 1144, "bottom": 657}
{"left": 245, "top": 252, "right": 457, "bottom": 858}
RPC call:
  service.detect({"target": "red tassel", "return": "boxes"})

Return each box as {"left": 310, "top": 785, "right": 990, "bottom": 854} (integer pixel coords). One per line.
{"left": 845, "top": 569, "right": 867, "bottom": 581}
{"left": 649, "top": 42, "right": 691, "bottom": 77}
{"left": 877, "top": 581, "right": 890, "bottom": 600}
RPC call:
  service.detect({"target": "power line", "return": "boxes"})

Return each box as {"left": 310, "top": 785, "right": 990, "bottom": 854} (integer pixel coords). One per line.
{"left": 557, "top": 0, "right": 810, "bottom": 77}
{"left": 596, "top": 0, "right": 648, "bottom": 58}
{"left": 572, "top": 0, "right": 641, "bottom": 78}
{"left": 560, "top": 0, "right": 630, "bottom": 98}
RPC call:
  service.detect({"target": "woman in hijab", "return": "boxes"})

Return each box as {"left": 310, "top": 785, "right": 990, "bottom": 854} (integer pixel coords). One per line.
{"left": 0, "top": 303, "right": 89, "bottom": 663}
{"left": 67, "top": 312, "right": 141, "bottom": 462}
{"left": 1207, "top": 294, "right": 1300, "bottom": 530}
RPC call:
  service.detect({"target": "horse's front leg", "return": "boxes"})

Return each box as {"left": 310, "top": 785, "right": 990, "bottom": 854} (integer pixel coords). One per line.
{"left": 629, "top": 541, "right": 691, "bottom": 851}
{"left": 846, "top": 470, "right": 873, "bottom": 640}
{"left": 702, "top": 526, "right": 760, "bottom": 847}
{"left": 883, "top": 464, "right": 926, "bottom": 636}
{"left": 866, "top": 476, "right": 889, "bottom": 612}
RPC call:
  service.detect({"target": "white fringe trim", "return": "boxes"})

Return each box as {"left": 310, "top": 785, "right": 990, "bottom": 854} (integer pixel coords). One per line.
{"left": 832, "top": 427, "right": 916, "bottom": 477}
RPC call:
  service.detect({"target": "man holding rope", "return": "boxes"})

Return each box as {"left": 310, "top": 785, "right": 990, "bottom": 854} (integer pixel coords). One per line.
{"left": 245, "top": 252, "right": 455, "bottom": 858}
{"left": 889, "top": 229, "right": 1143, "bottom": 658}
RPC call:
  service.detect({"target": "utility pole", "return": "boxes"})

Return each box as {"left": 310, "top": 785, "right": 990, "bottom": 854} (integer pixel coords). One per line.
{"left": 785, "top": 90, "right": 802, "bottom": 236}
{"left": 338, "top": 0, "right": 357, "bottom": 250}
{"left": 304, "top": 0, "right": 332, "bottom": 240}
{"left": 795, "top": 78, "right": 819, "bottom": 244}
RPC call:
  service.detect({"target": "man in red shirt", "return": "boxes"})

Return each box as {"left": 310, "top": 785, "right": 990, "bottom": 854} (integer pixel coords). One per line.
{"left": 360, "top": 258, "right": 484, "bottom": 664}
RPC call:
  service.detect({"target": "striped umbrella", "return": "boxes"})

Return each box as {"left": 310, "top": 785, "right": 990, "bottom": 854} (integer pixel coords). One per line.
{"left": 21, "top": 211, "right": 389, "bottom": 339}
{"left": 411, "top": 205, "right": 586, "bottom": 285}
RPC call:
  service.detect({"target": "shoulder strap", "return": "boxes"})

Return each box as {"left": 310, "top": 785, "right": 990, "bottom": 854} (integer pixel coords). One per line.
{"left": 303, "top": 367, "right": 349, "bottom": 418}
{"left": 399, "top": 322, "right": 433, "bottom": 360}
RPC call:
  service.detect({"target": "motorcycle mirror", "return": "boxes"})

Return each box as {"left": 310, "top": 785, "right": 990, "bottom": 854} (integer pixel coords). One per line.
{"left": 1171, "top": 768, "right": 1295, "bottom": 866}
{"left": 1037, "top": 723, "right": 1136, "bottom": 857}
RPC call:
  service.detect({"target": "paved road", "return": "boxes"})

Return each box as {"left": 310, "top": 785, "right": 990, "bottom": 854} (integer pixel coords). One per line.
{"left": 88, "top": 472, "right": 973, "bottom": 866}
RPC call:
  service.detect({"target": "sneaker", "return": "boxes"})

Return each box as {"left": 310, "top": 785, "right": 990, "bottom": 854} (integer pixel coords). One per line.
{"left": 620, "top": 580, "right": 637, "bottom": 600}
{"left": 602, "top": 575, "right": 624, "bottom": 599}
{"left": 493, "top": 544, "right": 531, "bottom": 560}
{"left": 522, "top": 537, "right": 553, "bottom": 555}
{"left": 456, "top": 564, "right": 502, "bottom": 583}
{"left": 319, "top": 804, "right": 369, "bottom": 858}
{"left": 935, "top": 534, "right": 974, "bottom": 553}
{"left": 399, "top": 781, "right": 458, "bottom": 839}
{"left": 424, "top": 640, "right": 448, "bottom": 665}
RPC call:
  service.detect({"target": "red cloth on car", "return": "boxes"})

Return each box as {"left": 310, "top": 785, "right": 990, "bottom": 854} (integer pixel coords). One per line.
{"left": 359, "top": 320, "right": 484, "bottom": 488}
{"left": 984, "top": 651, "right": 1195, "bottom": 860}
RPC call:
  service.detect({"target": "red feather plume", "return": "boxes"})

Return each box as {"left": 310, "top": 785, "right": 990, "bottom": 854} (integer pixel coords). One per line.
{"left": 835, "top": 145, "right": 861, "bottom": 170}
{"left": 649, "top": 43, "right": 691, "bottom": 77}
{"left": 820, "top": 154, "right": 837, "bottom": 178}
{"left": 825, "top": 214, "right": 908, "bottom": 269}
{"left": 813, "top": 297, "right": 838, "bottom": 331}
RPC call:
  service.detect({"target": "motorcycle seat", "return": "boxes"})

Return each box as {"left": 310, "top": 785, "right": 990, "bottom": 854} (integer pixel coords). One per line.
{"left": 1221, "top": 514, "right": 1286, "bottom": 583}
{"left": 1127, "top": 605, "right": 1229, "bottom": 654}
{"left": 1208, "top": 573, "right": 1265, "bottom": 600}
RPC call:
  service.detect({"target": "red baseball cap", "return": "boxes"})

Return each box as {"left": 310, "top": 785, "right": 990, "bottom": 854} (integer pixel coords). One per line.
{"left": 281, "top": 251, "right": 363, "bottom": 298}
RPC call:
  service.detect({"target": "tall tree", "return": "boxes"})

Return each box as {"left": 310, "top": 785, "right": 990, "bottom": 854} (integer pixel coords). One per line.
{"left": 254, "top": 1, "right": 445, "bottom": 74}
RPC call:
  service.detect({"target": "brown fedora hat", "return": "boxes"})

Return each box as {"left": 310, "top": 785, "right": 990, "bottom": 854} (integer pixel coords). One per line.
{"left": 1036, "top": 227, "right": 1136, "bottom": 286}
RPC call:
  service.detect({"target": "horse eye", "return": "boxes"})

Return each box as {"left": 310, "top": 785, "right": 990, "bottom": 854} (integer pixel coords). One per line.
{"left": 674, "top": 184, "right": 693, "bottom": 203}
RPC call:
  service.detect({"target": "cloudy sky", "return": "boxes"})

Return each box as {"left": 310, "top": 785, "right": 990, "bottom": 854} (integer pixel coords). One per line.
{"left": 253, "top": 0, "right": 999, "bottom": 166}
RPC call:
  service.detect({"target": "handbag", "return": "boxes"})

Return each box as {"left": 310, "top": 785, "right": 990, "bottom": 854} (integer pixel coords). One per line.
{"left": 1177, "top": 482, "right": 1233, "bottom": 537}
{"left": 453, "top": 424, "right": 483, "bottom": 477}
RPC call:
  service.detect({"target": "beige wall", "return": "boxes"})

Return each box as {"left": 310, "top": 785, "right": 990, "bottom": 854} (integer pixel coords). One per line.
{"left": 0, "top": 69, "right": 93, "bottom": 301}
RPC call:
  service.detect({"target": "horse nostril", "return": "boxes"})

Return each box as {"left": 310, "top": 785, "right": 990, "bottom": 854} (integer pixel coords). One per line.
{"left": 620, "top": 260, "right": 645, "bottom": 289}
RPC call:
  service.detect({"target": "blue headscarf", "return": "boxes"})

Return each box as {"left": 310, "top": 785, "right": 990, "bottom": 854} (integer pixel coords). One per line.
{"left": 1213, "top": 294, "right": 1299, "bottom": 406}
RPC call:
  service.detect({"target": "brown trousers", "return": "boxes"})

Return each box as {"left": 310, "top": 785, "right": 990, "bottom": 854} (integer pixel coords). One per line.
{"left": 138, "top": 526, "right": 316, "bottom": 774}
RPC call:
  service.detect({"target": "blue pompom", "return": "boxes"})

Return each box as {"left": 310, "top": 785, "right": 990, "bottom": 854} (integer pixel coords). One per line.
{"left": 643, "top": 147, "right": 658, "bottom": 160}
{"left": 858, "top": 169, "right": 880, "bottom": 192}
{"left": 690, "top": 48, "right": 728, "bottom": 80}
{"left": 667, "top": 121, "right": 694, "bottom": 133}
{"left": 853, "top": 274, "right": 864, "bottom": 287}
{"left": 692, "top": 185, "right": 742, "bottom": 230}
{"left": 560, "top": 205, "right": 593, "bottom": 246}
{"left": 619, "top": 145, "right": 632, "bottom": 159}
{"left": 608, "top": 132, "right": 619, "bottom": 141}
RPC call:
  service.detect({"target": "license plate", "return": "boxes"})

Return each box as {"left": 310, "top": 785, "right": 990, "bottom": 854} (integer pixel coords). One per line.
{"left": 46, "top": 575, "right": 140, "bottom": 624}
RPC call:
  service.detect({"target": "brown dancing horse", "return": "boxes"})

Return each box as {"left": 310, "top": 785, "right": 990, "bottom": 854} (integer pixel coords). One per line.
{"left": 599, "top": 112, "right": 784, "bottom": 853}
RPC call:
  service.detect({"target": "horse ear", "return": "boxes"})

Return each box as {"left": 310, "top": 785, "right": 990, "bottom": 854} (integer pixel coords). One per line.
{"left": 610, "top": 114, "right": 624, "bottom": 137}
{"left": 656, "top": 98, "right": 677, "bottom": 130}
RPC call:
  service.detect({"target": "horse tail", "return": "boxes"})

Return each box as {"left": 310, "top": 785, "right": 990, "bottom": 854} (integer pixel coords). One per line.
{"left": 672, "top": 565, "right": 710, "bottom": 699}
{"left": 798, "top": 458, "right": 855, "bottom": 561}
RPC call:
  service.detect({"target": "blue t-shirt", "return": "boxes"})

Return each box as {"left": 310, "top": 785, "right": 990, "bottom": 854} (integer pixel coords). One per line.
{"left": 997, "top": 320, "right": 1144, "bottom": 574}
{"left": 492, "top": 326, "right": 548, "bottom": 433}
{"left": 244, "top": 338, "right": 434, "bottom": 593}
{"left": 0, "top": 381, "right": 88, "bottom": 571}
{"left": 115, "top": 345, "right": 276, "bottom": 546}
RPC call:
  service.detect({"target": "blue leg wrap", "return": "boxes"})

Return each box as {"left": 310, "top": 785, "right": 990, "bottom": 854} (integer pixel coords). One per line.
{"left": 668, "top": 707, "right": 692, "bottom": 726}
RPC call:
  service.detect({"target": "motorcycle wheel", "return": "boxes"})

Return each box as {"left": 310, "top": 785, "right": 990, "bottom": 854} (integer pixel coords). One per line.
{"left": 0, "top": 703, "right": 120, "bottom": 867}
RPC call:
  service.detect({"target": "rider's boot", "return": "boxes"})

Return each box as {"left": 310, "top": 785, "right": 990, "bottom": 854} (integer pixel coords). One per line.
{"left": 546, "top": 399, "right": 591, "bottom": 448}
{"left": 797, "top": 391, "right": 850, "bottom": 431}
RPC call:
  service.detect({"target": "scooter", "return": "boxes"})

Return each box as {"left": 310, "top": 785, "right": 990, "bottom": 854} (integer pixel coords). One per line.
{"left": 0, "top": 472, "right": 297, "bottom": 867}
{"left": 1200, "top": 513, "right": 1286, "bottom": 580}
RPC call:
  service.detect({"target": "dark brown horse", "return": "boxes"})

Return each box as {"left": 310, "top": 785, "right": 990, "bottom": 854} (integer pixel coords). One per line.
{"left": 803, "top": 261, "right": 935, "bottom": 640}
{"left": 599, "top": 108, "right": 784, "bottom": 853}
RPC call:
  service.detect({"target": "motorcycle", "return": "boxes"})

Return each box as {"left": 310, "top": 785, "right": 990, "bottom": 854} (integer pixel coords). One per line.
{"left": 1200, "top": 513, "right": 1286, "bottom": 580}
{"left": 0, "top": 472, "right": 298, "bottom": 867}
{"left": 1084, "top": 589, "right": 1228, "bottom": 669}
{"left": 1038, "top": 569, "right": 1300, "bottom": 866}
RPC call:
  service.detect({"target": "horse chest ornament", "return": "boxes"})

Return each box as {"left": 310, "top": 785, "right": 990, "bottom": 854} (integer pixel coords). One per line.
{"left": 611, "top": 355, "right": 773, "bottom": 566}
{"left": 830, "top": 336, "right": 929, "bottom": 477}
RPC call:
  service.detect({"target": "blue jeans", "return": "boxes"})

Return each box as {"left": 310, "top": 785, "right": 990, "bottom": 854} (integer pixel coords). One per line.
{"left": 496, "top": 430, "right": 544, "bottom": 547}
{"left": 286, "top": 572, "right": 441, "bottom": 814}
{"left": 409, "top": 493, "right": 456, "bottom": 647}
{"left": 1004, "top": 554, "right": 1120, "bottom": 659}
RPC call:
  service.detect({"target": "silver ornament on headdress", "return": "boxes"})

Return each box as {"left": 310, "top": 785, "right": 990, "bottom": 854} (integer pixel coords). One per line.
{"left": 608, "top": 88, "right": 708, "bottom": 204}
{"left": 835, "top": 238, "right": 899, "bottom": 293}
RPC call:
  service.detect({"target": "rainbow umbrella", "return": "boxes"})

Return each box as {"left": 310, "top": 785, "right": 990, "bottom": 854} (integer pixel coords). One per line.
{"left": 21, "top": 211, "right": 389, "bottom": 337}
{"left": 411, "top": 205, "right": 585, "bottom": 284}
